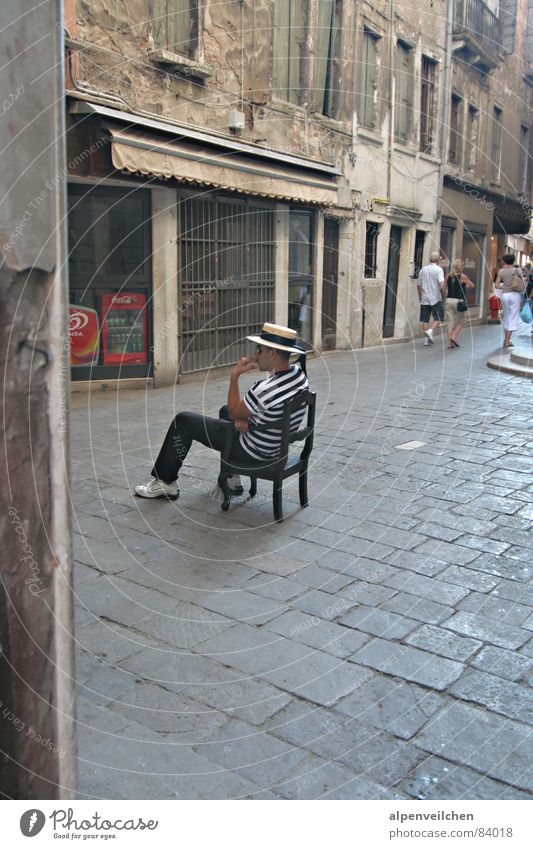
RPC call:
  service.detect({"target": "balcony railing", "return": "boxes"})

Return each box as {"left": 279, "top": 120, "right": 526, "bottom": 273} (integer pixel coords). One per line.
{"left": 453, "top": 0, "right": 502, "bottom": 70}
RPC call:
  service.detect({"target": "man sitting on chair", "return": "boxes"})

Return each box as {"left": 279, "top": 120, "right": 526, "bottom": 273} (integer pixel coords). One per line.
{"left": 135, "top": 323, "right": 309, "bottom": 500}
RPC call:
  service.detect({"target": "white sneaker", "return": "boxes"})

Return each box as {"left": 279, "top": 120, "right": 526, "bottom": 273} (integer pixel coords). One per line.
{"left": 424, "top": 329, "right": 434, "bottom": 344}
{"left": 424, "top": 338, "right": 430, "bottom": 346}
{"left": 227, "top": 474, "right": 244, "bottom": 495}
{"left": 134, "top": 478, "right": 179, "bottom": 499}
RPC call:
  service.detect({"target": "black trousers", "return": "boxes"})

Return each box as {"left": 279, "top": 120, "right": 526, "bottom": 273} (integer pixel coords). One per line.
{"left": 151, "top": 405, "right": 255, "bottom": 483}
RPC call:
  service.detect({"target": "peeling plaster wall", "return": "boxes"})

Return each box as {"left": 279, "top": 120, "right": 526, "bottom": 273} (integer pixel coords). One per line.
{"left": 75, "top": 0, "right": 351, "bottom": 168}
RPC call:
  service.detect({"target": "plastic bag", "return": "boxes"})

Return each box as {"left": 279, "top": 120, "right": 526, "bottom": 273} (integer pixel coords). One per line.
{"left": 520, "top": 300, "right": 533, "bottom": 324}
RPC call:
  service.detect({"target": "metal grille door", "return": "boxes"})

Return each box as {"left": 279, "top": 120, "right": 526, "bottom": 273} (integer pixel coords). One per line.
{"left": 179, "top": 197, "right": 275, "bottom": 373}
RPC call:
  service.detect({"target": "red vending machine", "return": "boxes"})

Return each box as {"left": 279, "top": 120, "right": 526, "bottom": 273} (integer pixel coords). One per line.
{"left": 101, "top": 293, "right": 148, "bottom": 365}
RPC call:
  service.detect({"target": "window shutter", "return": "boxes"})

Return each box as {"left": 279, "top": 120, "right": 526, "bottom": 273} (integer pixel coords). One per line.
{"left": 314, "top": 0, "right": 334, "bottom": 112}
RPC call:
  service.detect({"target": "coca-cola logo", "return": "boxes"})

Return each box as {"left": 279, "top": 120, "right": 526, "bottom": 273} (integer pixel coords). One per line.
{"left": 112, "top": 296, "right": 136, "bottom": 305}
{"left": 69, "top": 311, "right": 89, "bottom": 332}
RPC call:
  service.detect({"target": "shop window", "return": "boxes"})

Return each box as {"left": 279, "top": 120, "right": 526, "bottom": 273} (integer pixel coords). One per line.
{"left": 273, "top": 0, "right": 307, "bottom": 104}
{"left": 420, "top": 56, "right": 437, "bottom": 154}
{"left": 465, "top": 104, "right": 478, "bottom": 171}
{"left": 413, "top": 230, "right": 426, "bottom": 278}
{"left": 394, "top": 41, "right": 414, "bottom": 143}
{"left": 491, "top": 106, "right": 503, "bottom": 182}
{"left": 151, "top": 0, "right": 198, "bottom": 59}
{"left": 68, "top": 185, "right": 152, "bottom": 380}
{"left": 364, "top": 222, "right": 379, "bottom": 277}
{"left": 360, "top": 28, "right": 380, "bottom": 130}
{"left": 449, "top": 94, "right": 462, "bottom": 165}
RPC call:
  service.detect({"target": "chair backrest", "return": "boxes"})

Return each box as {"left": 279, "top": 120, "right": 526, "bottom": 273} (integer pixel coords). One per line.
{"left": 250, "top": 390, "right": 316, "bottom": 466}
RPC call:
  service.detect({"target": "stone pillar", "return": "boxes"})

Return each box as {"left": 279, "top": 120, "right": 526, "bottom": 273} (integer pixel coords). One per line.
{"left": 0, "top": 0, "right": 75, "bottom": 798}
{"left": 151, "top": 188, "right": 179, "bottom": 388}
{"left": 275, "top": 205, "right": 289, "bottom": 326}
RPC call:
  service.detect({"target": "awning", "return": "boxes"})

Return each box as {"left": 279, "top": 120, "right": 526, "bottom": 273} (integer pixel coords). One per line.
{"left": 106, "top": 126, "right": 338, "bottom": 205}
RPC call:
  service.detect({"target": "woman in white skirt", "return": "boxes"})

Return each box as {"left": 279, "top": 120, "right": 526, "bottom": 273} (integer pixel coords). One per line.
{"left": 495, "top": 253, "right": 525, "bottom": 347}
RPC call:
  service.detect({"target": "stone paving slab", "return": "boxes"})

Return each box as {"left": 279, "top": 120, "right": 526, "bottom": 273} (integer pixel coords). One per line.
{"left": 71, "top": 325, "right": 533, "bottom": 799}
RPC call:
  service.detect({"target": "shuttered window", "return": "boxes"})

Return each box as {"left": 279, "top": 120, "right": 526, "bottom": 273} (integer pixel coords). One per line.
{"left": 420, "top": 56, "right": 437, "bottom": 154}
{"left": 394, "top": 41, "right": 414, "bottom": 143}
{"left": 449, "top": 94, "right": 462, "bottom": 165}
{"left": 491, "top": 106, "right": 503, "bottom": 181}
{"left": 314, "top": 0, "right": 335, "bottom": 115}
{"left": 273, "top": 0, "right": 305, "bottom": 104}
{"left": 361, "top": 29, "right": 379, "bottom": 130}
{"left": 152, "top": 0, "right": 197, "bottom": 58}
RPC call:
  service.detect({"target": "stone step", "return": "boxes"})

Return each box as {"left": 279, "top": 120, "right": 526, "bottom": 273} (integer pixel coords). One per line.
{"left": 511, "top": 346, "right": 533, "bottom": 366}
{"left": 487, "top": 348, "right": 533, "bottom": 379}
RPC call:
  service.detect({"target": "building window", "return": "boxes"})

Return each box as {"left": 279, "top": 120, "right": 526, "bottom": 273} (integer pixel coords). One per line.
{"left": 519, "top": 124, "right": 529, "bottom": 193}
{"left": 364, "top": 222, "right": 379, "bottom": 277}
{"left": 360, "top": 29, "right": 380, "bottom": 130}
{"left": 314, "top": 0, "right": 340, "bottom": 117}
{"left": 420, "top": 57, "right": 437, "bottom": 154}
{"left": 448, "top": 94, "right": 462, "bottom": 165}
{"left": 491, "top": 106, "right": 503, "bottom": 181}
{"left": 413, "top": 230, "right": 426, "bottom": 278}
{"left": 394, "top": 41, "right": 414, "bottom": 143}
{"left": 273, "top": 0, "right": 306, "bottom": 104}
{"left": 465, "top": 104, "right": 478, "bottom": 171}
{"left": 152, "top": 0, "right": 198, "bottom": 58}
{"left": 500, "top": 0, "right": 518, "bottom": 52}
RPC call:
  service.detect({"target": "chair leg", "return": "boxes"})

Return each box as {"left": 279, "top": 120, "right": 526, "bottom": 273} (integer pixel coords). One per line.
{"left": 249, "top": 477, "right": 257, "bottom": 498}
{"left": 272, "top": 479, "right": 283, "bottom": 522}
{"left": 299, "top": 465, "right": 308, "bottom": 508}
{"left": 217, "top": 474, "right": 231, "bottom": 512}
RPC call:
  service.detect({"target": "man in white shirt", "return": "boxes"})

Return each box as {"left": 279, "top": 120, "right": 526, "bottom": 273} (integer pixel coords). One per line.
{"left": 417, "top": 251, "right": 445, "bottom": 345}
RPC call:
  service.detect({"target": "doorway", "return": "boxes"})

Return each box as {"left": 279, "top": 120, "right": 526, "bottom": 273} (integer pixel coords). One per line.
{"left": 383, "top": 225, "right": 402, "bottom": 338}
{"left": 322, "top": 218, "right": 339, "bottom": 349}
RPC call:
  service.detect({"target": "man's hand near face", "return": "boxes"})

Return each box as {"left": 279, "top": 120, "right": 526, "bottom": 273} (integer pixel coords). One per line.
{"left": 231, "top": 356, "right": 258, "bottom": 378}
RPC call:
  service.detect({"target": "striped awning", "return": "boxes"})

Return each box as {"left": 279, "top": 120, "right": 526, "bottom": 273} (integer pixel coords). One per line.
{"left": 107, "top": 126, "right": 338, "bottom": 206}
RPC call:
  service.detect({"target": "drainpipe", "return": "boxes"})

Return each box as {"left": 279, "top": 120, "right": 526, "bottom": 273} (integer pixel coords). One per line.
{"left": 387, "top": 0, "right": 394, "bottom": 205}
{"left": 436, "top": 0, "right": 454, "bottom": 230}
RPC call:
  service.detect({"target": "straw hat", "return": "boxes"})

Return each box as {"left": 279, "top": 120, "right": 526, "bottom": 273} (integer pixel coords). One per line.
{"left": 247, "top": 323, "right": 304, "bottom": 354}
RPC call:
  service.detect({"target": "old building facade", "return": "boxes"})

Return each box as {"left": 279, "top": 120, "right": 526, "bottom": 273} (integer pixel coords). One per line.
{"left": 63, "top": 0, "right": 532, "bottom": 387}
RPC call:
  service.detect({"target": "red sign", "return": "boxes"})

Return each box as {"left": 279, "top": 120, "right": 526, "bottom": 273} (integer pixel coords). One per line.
{"left": 69, "top": 306, "right": 99, "bottom": 366}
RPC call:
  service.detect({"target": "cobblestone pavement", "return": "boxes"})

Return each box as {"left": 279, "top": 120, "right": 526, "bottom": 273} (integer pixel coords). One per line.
{"left": 71, "top": 323, "right": 533, "bottom": 800}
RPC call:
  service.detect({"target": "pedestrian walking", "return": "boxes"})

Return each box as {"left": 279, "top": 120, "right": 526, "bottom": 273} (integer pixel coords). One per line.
{"left": 444, "top": 259, "right": 475, "bottom": 349}
{"left": 495, "top": 253, "right": 526, "bottom": 348}
{"left": 417, "top": 251, "right": 446, "bottom": 346}
{"left": 134, "top": 323, "right": 309, "bottom": 500}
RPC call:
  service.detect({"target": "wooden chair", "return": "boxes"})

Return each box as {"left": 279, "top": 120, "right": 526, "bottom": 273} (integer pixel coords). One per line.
{"left": 217, "top": 390, "right": 316, "bottom": 522}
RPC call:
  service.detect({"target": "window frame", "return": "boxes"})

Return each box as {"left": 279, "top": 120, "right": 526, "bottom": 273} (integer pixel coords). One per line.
{"left": 151, "top": 0, "right": 199, "bottom": 60}
{"left": 448, "top": 93, "right": 462, "bottom": 165}
{"left": 394, "top": 40, "right": 414, "bottom": 144}
{"left": 491, "top": 105, "right": 503, "bottom": 182}
{"left": 272, "top": 0, "right": 307, "bottom": 105}
{"left": 364, "top": 221, "right": 380, "bottom": 278}
{"left": 360, "top": 28, "right": 380, "bottom": 131}
{"left": 465, "top": 103, "right": 479, "bottom": 172}
{"left": 419, "top": 55, "right": 437, "bottom": 154}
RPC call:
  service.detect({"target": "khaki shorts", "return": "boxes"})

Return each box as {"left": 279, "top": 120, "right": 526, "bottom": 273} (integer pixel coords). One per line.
{"left": 445, "top": 298, "right": 467, "bottom": 328}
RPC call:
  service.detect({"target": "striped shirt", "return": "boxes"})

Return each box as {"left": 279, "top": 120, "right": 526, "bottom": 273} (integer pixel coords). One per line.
{"left": 240, "top": 364, "right": 309, "bottom": 460}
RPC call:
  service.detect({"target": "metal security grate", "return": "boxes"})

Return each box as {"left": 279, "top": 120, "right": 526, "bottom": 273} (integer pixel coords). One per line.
{"left": 179, "top": 197, "right": 275, "bottom": 373}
